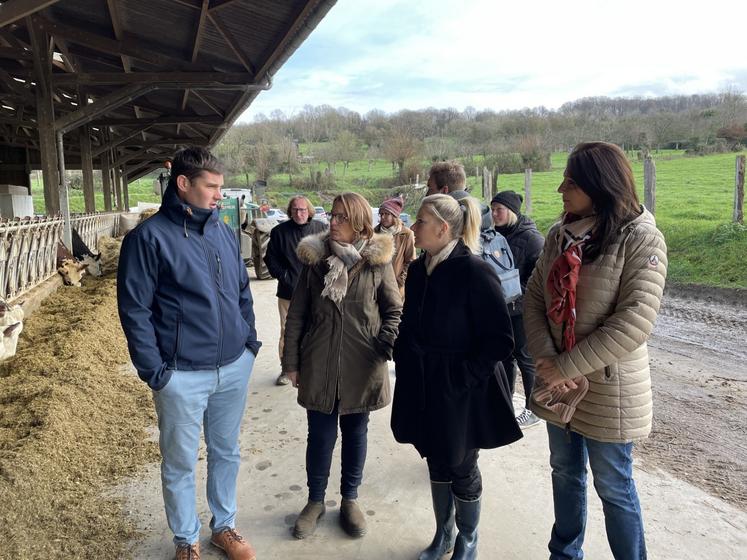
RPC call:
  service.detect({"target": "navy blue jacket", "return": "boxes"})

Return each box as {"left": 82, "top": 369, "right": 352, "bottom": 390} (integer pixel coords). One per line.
{"left": 117, "top": 185, "right": 261, "bottom": 390}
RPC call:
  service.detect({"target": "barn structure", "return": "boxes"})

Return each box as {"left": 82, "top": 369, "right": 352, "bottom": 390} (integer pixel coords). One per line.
{"left": 0, "top": 0, "right": 336, "bottom": 300}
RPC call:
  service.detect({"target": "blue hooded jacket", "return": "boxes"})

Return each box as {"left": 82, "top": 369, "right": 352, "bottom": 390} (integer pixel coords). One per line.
{"left": 117, "top": 185, "right": 261, "bottom": 390}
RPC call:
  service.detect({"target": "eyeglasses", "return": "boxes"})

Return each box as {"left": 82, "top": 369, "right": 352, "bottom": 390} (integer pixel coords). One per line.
{"left": 328, "top": 213, "right": 349, "bottom": 223}
{"left": 290, "top": 207, "right": 309, "bottom": 213}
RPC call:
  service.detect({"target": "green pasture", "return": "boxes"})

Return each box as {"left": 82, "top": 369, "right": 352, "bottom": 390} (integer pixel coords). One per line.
{"left": 28, "top": 149, "right": 747, "bottom": 288}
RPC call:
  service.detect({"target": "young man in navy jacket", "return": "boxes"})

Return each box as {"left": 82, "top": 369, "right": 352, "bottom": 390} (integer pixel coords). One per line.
{"left": 118, "top": 147, "right": 260, "bottom": 560}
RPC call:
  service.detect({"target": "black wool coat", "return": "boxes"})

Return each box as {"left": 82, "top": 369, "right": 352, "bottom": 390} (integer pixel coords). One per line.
{"left": 391, "top": 241, "right": 522, "bottom": 467}
{"left": 264, "top": 218, "right": 328, "bottom": 299}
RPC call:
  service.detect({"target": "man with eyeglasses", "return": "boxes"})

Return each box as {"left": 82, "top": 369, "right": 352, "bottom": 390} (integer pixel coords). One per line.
{"left": 264, "top": 196, "right": 328, "bottom": 385}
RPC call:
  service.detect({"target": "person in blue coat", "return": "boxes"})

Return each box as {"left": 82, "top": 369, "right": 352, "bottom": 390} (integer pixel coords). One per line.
{"left": 117, "top": 147, "right": 260, "bottom": 560}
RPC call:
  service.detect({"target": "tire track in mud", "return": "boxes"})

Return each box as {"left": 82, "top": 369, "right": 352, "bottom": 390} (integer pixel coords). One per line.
{"left": 639, "top": 292, "right": 747, "bottom": 510}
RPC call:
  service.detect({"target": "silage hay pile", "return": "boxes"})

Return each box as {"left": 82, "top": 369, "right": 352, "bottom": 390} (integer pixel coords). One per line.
{"left": 0, "top": 273, "right": 158, "bottom": 559}
{"left": 96, "top": 235, "right": 122, "bottom": 275}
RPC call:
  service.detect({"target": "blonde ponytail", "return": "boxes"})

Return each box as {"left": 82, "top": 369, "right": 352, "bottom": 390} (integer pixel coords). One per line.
{"left": 458, "top": 196, "right": 481, "bottom": 252}
{"left": 421, "top": 194, "right": 481, "bottom": 252}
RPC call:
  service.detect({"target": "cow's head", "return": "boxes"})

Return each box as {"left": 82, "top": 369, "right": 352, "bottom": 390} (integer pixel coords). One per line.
{"left": 58, "top": 259, "right": 88, "bottom": 287}
{"left": 0, "top": 320, "right": 23, "bottom": 361}
{"left": 81, "top": 253, "right": 103, "bottom": 277}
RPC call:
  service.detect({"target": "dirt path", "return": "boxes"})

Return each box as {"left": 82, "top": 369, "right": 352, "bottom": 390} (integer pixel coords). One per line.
{"left": 639, "top": 289, "right": 747, "bottom": 510}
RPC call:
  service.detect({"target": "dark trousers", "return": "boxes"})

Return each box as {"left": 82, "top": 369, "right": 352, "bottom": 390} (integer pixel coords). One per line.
{"left": 427, "top": 449, "right": 482, "bottom": 501}
{"left": 502, "top": 312, "right": 536, "bottom": 407}
{"left": 306, "top": 401, "right": 370, "bottom": 502}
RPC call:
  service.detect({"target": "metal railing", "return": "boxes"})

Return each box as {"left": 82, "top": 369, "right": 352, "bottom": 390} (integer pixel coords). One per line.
{"left": 0, "top": 212, "right": 120, "bottom": 301}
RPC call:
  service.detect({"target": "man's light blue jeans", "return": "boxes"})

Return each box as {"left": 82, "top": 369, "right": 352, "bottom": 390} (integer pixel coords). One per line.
{"left": 547, "top": 423, "right": 647, "bottom": 560}
{"left": 153, "top": 348, "right": 255, "bottom": 545}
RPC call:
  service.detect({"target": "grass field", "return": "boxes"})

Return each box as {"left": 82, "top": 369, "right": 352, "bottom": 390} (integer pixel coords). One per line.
{"left": 28, "top": 149, "right": 747, "bottom": 288}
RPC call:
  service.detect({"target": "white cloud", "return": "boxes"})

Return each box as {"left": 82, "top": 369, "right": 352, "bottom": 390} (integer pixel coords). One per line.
{"left": 239, "top": 0, "right": 747, "bottom": 121}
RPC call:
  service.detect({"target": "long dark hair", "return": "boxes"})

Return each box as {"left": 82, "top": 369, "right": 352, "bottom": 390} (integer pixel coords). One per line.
{"left": 565, "top": 142, "right": 641, "bottom": 262}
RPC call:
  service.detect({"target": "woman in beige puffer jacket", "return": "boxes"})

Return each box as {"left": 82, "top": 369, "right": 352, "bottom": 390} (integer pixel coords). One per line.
{"left": 523, "top": 142, "right": 667, "bottom": 560}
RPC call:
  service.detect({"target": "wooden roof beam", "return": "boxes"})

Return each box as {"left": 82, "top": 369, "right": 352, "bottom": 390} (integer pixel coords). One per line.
{"left": 52, "top": 71, "right": 257, "bottom": 85}
{"left": 0, "top": 0, "right": 61, "bottom": 27}
{"left": 92, "top": 126, "right": 153, "bottom": 157}
{"left": 33, "top": 15, "right": 211, "bottom": 71}
{"left": 209, "top": 0, "right": 242, "bottom": 11}
{"left": 91, "top": 115, "right": 223, "bottom": 126}
{"left": 55, "top": 83, "right": 157, "bottom": 134}
{"left": 207, "top": 11, "right": 256, "bottom": 75}
{"left": 52, "top": 37, "right": 78, "bottom": 73}
{"left": 189, "top": 89, "right": 223, "bottom": 118}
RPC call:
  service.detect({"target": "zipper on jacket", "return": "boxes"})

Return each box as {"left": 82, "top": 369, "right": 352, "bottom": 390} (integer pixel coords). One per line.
{"left": 197, "top": 234, "right": 223, "bottom": 369}
{"left": 216, "top": 254, "right": 222, "bottom": 285}
{"left": 604, "top": 366, "right": 611, "bottom": 379}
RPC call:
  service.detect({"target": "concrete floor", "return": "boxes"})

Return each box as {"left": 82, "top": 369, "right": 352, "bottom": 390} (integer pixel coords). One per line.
{"left": 121, "top": 272, "right": 747, "bottom": 560}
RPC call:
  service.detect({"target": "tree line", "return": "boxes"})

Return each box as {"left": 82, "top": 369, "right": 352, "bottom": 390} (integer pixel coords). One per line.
{"left": 214, "top": 91, "right": 747, "bottom": 188}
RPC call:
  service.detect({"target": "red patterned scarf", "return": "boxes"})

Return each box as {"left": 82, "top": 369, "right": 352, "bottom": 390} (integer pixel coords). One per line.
{"left": 546, "top": 214, "right": 595, "bottom": 350}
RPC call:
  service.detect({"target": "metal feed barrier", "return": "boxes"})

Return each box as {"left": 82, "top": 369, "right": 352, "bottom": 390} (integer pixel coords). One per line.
{"left": 0, "top": 213, "right": 120, "bottom": 301}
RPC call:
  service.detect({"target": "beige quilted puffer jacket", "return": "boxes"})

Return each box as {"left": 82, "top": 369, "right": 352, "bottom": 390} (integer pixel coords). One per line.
{"left": 524, "top": 208, "right": 667, "bottom": 442}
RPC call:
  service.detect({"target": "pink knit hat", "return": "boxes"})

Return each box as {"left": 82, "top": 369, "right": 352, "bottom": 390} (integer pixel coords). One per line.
{"left": 379, "top": 195, "right": 404, "bottom": 216}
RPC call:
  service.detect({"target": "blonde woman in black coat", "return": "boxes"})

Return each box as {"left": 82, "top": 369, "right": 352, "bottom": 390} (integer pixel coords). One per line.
{"left": 391, "top": 194, "right": 522, "bottom": 560}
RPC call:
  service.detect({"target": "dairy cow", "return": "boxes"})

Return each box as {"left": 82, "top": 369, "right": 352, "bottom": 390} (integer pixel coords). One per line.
{"left": 0, "top": 297, "right": 24, "bottom": 361}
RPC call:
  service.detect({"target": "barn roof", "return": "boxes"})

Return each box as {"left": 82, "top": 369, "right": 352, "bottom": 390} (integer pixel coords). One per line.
{"left": 0, "top": 0, "right": 336, "bottom": 181}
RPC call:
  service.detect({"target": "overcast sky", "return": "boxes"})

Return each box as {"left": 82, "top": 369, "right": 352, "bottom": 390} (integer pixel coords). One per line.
{"left": 237, "top": 0, "right": 747, "bottom": 122}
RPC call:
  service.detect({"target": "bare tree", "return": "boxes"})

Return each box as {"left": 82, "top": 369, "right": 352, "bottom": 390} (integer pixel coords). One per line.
{"left": 332, "top": 130, "right": 364, "bottom": 177}
{"left": 383, "top": 128, "right": 423, "bottom": 181}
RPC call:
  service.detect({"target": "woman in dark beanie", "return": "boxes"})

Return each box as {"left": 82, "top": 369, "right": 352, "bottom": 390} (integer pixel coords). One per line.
{"left": 374, "top": 195, "right": 416, "bottom": 297}
{"left": 392, "top": 194, "right": 521, "bottom": 560}
{"left": 523, "top": 142, "right": 667, "bottom": 560}
{"left": 490, "top": 190, "right": 545, "bottom": 428}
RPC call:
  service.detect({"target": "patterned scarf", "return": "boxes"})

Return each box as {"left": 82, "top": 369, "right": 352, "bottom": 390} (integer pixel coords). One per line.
{"left": 321, "top": 238, "right": 366, "bottom": 303}
{"left": 546, "top": 214, "right": 596, "bottom": 351}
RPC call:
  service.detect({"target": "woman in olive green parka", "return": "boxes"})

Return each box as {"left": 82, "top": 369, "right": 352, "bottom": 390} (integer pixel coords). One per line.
{"left": 282, "top": 192, "right": 402, "bottom": 541}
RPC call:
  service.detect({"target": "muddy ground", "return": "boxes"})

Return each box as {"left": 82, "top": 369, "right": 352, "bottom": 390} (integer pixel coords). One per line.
{"left": 640, "top": 287, "right": 747, "bottom": 509}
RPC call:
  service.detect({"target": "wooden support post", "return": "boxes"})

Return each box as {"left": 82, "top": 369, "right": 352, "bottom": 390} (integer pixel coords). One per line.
{"left": 79, "top": 129, "right": 95, "bottom": 212}
{"left": 524, "top": 168, "right": 533, "bottom": 214}
{"left": 101, "top": 151, "right": 112, "bottom": 211}
{"left": 735, "top": 155, "right": 745, "bottom": 224}
{"left": 28, "top": 16, "right": 59, "bottom": 215}
{"left": 57, "top": 131, "right": 72, "bottom": 250}
{"left": 644, "top": 154, "right": 656, "bottom": 215}
{"left": 78, "top": 88, "right": 95, "bottom": 212}
{"left": 491, "top": 167, "right": 498, "bottom": 198}
{"left": 114, "top": 167, "right": 124, "bottom": 211}
{"left": 123, "top": 168, "right": 130, "bottom": 210}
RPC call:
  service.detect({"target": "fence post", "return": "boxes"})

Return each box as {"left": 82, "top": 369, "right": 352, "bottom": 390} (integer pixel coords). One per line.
{"left": 524, "top": 168, "right": 532, "bottom": 214}
{"left": 482, "top": 167, "right": 492, "bottom": 201}
{"left": 644, "top": 154, "right": 656, "bottom": 215}
{"left": 492, "top": 167, "right": 498, "bottom": 198}
{"left": 735, "top": 155, "right": 745, "bottom": 224}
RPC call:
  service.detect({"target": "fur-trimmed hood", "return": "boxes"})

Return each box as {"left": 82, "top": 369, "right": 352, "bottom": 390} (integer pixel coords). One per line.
{"left": 296, "top": 231, "right": 394, "bottom": 266}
